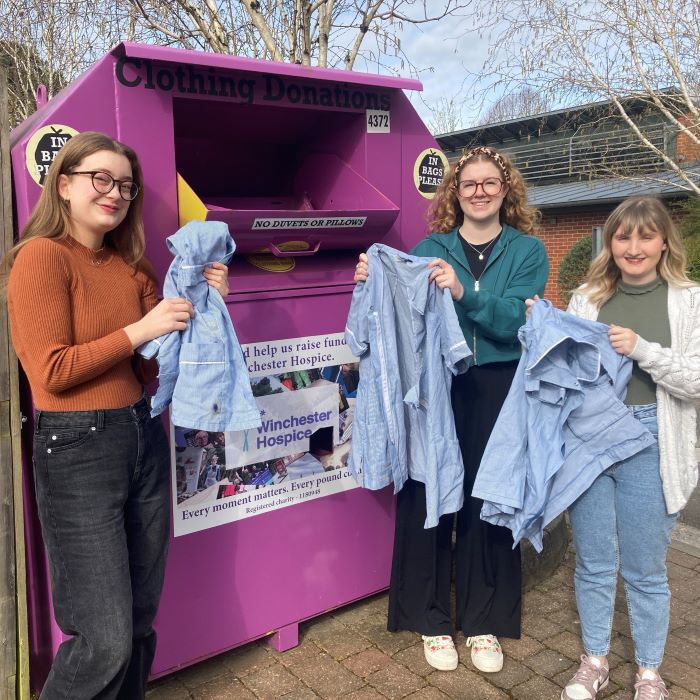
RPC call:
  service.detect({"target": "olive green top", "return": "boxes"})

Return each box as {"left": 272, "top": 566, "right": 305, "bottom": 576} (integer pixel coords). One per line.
{"left": 598, "top": 277, "right": 671, "bottom": 405}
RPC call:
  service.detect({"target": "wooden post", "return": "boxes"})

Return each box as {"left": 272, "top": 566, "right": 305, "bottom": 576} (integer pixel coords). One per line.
{"left": 0, "top": 68, "right": 29, "bottom": 700}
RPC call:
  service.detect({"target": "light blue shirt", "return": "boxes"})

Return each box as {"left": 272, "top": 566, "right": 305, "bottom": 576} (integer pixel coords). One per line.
{"left": 472, "top": 300, "right": 656, "bottom": 551}
{"left": 345, "top": 243, "right": 472, "bottom": 528}
{"left": 139, "top": 221, "right": 261, "bottom": 432}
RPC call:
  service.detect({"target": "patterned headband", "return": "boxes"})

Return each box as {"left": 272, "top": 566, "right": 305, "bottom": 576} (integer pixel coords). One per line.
{"left": 455, "top": 146, "right": 511, "bottom": 183}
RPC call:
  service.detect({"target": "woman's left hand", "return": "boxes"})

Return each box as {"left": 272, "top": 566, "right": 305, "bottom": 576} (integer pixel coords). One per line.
{"left": 524, "top": 294, "right": 540, "bottom": 320}
{"left": 204, "top": 262, "right": 229, "bottom": 296}
{"left": 608, "top": 324, "right": 638, "bottom": 356}
{"left": 428, "top": 258, "right": 464, "bottom": 301}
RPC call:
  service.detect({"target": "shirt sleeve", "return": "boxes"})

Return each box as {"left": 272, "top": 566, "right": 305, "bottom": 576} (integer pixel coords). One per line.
{"left": 345, "top": 281, "right": 370, "bottom": 357}
{"left": 7, "top": 239, "right": 134, "bottom": 394}
{"left": 438, "top": 286, "right": 471, "bottom": 374}
{"left": 143, "top": 259, "right": 183, "bottom": 416}
{"left": 456, "top": 238, "right": 549, "bottom": 342}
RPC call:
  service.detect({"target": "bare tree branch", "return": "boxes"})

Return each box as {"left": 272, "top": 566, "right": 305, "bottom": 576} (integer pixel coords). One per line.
{"left": 2, "top": 0, "right": 469, "bottom": 122}
{"left": 469, "top": 0, "right": 700, "bottom": 194}
{"left": 237, "top": 1, "right": 285, "bottom": 61}
{"left": 425, "top": 95, "right": 464, "bottom": 134}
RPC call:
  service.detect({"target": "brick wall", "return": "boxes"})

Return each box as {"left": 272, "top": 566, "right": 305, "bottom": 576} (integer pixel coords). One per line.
{"left": 677, "top": 116, "right": 700, "bottom": 164}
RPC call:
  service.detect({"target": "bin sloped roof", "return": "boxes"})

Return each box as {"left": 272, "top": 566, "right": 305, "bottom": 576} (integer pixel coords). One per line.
{"left": 10, "top": 51, "right": 116, "bottom": 146}
{"left": 115, "top": 42, "right": 423, "bottom": 92}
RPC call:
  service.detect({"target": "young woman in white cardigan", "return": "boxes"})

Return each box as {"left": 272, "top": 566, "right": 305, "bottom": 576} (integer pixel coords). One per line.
{"left": 558, "top": 196, "right": 699, "bottom": 700}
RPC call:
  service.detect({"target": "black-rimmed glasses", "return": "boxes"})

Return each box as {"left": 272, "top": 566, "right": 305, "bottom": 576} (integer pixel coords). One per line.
{"left": 70, "top": 170, "right": 139, "bottom": 201}
{"left": 455, "top": 178, "right": 505, "bottom": 198}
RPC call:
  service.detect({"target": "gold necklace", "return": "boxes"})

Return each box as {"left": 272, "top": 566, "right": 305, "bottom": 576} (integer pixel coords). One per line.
{"left": 67, "top": 236, "right": 109, "bottom": 266}
{"left": 460, "top": 228, "right": 502, "bottom": 261}
{"left": 460, "top": 229, "right": 502, "bottom": 291}
{"left": 463, "top": 236, "right": 498, "bottom": 261}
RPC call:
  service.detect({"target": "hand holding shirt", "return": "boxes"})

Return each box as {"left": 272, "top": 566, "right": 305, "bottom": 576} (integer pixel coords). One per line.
{"left": 139, "top": 221, "right": 261, "bottom": 432}
{"left": 345, "top": 243, "right": 472, "bottom": 528}
{"left": 472, "top": 299, "right": 655, "bottom": 551}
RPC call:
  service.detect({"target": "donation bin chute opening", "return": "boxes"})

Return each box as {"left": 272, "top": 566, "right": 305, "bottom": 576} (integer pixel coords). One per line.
{"left": 173, "top": 97, "right": 399, "bottom": 256}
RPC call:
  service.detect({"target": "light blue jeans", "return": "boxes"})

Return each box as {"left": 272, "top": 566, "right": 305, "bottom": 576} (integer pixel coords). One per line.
{"left": 568, "top": 404, "right": 677, "bottom": 668}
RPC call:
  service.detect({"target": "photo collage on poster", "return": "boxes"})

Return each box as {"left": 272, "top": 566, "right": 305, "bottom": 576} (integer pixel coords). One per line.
{"left": 172, "top": 332, "right": 360, "bottom": 535}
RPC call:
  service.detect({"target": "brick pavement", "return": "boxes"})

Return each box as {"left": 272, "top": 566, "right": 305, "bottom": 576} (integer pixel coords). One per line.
{"left": 146, "top": 537, "right": 700, "bottom": 700}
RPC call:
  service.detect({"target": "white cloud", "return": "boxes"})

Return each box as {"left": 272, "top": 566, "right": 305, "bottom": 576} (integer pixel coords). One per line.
{"left": 345, "top": 10, "right": 511, "bottom": 133}
{"left": 381, "top": 17, "right": 501, "bottom": 131}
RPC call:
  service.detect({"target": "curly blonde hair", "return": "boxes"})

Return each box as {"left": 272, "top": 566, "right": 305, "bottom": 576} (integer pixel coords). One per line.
{"left": 427, "top": 146, "right": 540, "bottom": 235}
{"left": 579, "top": 196, "right": 694, "bottom": 307}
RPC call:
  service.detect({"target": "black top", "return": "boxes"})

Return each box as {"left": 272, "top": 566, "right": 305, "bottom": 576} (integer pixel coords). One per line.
{"left": 459, "top": 230, "right": 502, "bottom": 281}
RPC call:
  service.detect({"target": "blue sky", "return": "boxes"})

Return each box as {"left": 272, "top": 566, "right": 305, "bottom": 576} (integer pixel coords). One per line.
{"left": 396, "top": 16, "right": 486, "bottom": 128}
{"left": 347, "top": 12, "right": 501, "bottom": 132}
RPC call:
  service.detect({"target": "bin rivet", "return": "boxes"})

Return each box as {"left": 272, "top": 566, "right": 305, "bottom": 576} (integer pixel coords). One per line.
{"left": 47, "top": 448, "right": 52, "bottom": 454}
{"left": 91, "top": 426, "right": 96, "bottom": 431}
{"left": 51, "top": 435, "right": 57, "bottom": 440}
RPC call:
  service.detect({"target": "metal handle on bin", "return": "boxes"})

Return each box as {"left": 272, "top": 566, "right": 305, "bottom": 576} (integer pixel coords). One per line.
{"left": 268, "top": 241, "right": 321, "bottom": 257}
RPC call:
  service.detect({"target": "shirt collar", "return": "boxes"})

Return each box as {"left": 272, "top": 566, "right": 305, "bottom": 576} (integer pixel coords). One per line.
{"left": 370, "top": 244, "right": 431, "bottom": 314}
{"left": 523, "top": 300, "right": 615, "bottom": 386}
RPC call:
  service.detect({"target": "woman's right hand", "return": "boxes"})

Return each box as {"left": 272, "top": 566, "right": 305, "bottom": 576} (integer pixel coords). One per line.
{"left": 124, "top": 297, "right": 195, "bottom": 348}
{"left": 354, "top": 253, "right": 369, "bottom": 283}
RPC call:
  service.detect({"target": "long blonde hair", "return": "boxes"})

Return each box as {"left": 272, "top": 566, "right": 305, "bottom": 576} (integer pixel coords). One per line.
{"left": 580, "top": 196, "right": 694, "bottom": 307}
{"left": 427, "top": 146, "right": 540, "bottom": 235}
{"left": 2, "top": 131, "right": 155, "bottom": 285}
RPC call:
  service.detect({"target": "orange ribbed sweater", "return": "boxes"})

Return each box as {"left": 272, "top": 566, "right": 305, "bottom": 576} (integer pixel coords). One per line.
{"left": 8, "top": 237, "right": 158, "bottom": 410}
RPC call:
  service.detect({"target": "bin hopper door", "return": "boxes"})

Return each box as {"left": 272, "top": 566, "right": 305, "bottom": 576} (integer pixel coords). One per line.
{"left": 178, "top": 152, "right": 399, "bottom": 255}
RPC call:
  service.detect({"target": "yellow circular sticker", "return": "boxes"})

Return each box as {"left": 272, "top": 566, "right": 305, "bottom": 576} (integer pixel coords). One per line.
{"left": 274, "top": 241, "right": 310, "bottom": 252}
{"left": 245, "top": 250, "right": 296, "bottom": 272}
{"left": 413, "top": 148, "right": 449, "bottom": 199}
{"left": 25, "top": 125, "right": 80, "bottom": 186}
{"left": 245, "top": 241, "right": 312, "bottom": 271}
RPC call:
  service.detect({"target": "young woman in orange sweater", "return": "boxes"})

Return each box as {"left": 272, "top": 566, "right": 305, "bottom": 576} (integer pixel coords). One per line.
{"left": 5, "top": 131, "right": 228, "bottom": 699}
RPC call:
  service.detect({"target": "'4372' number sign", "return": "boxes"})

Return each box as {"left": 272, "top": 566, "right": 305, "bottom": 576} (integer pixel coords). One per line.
{"left": 366, "top": 110, "right": 390, "bottom": 133}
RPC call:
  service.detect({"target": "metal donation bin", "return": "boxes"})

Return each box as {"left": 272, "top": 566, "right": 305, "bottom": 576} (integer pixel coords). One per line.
{"left": 10, "top": 43, "right": 451, "bottom": 690}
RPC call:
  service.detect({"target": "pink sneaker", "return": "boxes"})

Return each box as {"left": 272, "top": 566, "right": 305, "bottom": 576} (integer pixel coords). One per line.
{"left": 561, "top": 655, "right": 609, "bottom": 700}
{"left": 634, "top": 670, "right": 669, "bottom": 699}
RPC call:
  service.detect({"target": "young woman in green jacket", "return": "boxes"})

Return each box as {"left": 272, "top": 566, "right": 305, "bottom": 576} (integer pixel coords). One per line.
{"left": 354, "top": 146, "right": 549, "bottom": 673}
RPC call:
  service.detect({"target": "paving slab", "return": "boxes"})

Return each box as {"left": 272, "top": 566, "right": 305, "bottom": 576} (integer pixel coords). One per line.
{"left": 147, "top": 536, "right": 700, "bottom": 699}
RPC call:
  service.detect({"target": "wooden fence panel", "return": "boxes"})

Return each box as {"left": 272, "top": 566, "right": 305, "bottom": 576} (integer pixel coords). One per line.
{"left": 0, "top": 67, "right": 29, "bottom": 700}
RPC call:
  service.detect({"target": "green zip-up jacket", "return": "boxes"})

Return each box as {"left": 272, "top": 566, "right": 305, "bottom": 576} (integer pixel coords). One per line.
{"left": 411, "top": 225, "right": 549, "bottom": 365}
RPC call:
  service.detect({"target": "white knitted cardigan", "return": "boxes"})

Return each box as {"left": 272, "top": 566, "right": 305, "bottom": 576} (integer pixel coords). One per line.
{"left": 568, "top": 284, "right": 700, "bottom": 514}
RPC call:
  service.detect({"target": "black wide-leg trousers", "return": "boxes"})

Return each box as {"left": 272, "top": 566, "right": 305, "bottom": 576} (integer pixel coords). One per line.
{"left": 387, "top": 361, "right": 521, "bottom": 639}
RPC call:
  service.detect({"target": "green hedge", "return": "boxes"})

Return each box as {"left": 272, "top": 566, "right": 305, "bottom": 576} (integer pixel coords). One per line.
{"left": 557, "top": 235, "right": 592, "bottom": 304}
{"left": 677, "top": 196, "right": 700, "bottom": 282}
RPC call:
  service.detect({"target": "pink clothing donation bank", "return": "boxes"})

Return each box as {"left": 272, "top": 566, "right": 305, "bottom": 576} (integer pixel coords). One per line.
{"left": 10, "top": 42, "right": 449, "bottom": 692}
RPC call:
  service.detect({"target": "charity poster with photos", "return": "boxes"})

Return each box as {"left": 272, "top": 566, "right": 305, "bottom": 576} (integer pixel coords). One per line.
{"left": 172, "top": 332, "right": 361, "bottom": 536}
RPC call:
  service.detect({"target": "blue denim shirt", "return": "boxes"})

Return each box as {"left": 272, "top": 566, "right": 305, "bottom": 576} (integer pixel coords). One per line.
{"left": 139, "top": 221, "right": 261, "bottom": 432}
{"left": 472, "top": 300, "right": 655, "bottom": 551}
{"left": 345, "top": 243, "right": 472, "bottom": 528}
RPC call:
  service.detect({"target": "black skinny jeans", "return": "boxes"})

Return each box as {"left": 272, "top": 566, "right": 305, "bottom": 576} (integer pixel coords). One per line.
{"left": 32, "top": 396, "right": 170, "bottom": 700}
